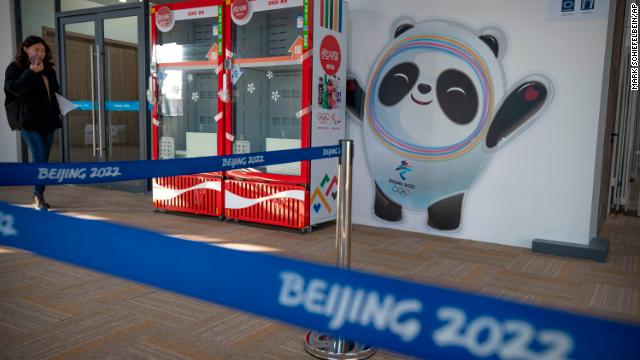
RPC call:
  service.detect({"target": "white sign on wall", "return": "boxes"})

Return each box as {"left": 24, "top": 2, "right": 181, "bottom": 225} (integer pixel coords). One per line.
{"left": 548, "top": 0, "right": 608, "bottom": 21}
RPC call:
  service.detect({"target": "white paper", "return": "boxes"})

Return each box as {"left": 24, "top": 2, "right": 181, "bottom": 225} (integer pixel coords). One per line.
{"left": 160, "top": 70, "right": 184, "bottom": 116}
{"left": 231, "top": 64, "right": 243, "bottom": 85}
{"left": 55, "top": 93, "right": 80, "bottom": 116}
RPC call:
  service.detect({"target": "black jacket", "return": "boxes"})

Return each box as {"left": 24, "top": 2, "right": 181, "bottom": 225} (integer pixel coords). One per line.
{"left": 4, "top": 61, "right": 62, "bottom": 132}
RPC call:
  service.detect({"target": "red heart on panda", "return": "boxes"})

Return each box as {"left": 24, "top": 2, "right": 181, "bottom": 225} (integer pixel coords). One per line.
{"left": 524, "top": 86, "right": 540, "bottom": 101}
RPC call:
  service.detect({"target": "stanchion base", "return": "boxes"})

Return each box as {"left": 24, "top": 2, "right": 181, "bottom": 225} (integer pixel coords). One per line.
{"left": 304, "top": 331, "right": 376, "bottom": 360}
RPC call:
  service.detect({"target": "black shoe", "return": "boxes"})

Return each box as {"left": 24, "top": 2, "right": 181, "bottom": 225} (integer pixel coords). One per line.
{"left": 34, "top": 196, "right": 49, "bottom": 211}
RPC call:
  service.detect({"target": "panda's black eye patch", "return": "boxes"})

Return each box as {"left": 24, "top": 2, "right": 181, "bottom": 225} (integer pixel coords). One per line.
{"left": 437, "top": 69, "right": 478, "bottom": 125}
{"left": 378, "top": 62, "right": 419, "bottom": 107}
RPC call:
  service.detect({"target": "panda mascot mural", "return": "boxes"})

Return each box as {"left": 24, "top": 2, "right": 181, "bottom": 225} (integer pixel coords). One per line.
{"left": 346, "top": 20, "right": 553, "bottom": 231}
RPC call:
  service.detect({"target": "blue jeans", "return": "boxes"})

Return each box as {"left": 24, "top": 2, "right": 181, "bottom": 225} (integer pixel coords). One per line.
{"left": 21, "top": 130, "right": 54, "bottom": 198}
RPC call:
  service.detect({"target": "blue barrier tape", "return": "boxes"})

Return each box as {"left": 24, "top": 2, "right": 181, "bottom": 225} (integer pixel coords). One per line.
{"left": 0, "top": 202, "right": 638, "bottom": 359}
{"left": 0, "top": 145, "right": 341, "bottom": 186}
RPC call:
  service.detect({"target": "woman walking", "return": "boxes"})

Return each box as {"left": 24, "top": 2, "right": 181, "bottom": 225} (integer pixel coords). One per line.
{"left": 4, "top": 36, "right": 62, "bottom": 211}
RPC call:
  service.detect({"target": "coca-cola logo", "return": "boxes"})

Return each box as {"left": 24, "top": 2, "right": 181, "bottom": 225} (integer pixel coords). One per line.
{"left": 155, "top": 6, "right": 175, "bottom": 33}
{"left": 320, "top": 35, "right": 341, "bottom": 76}
{"left": 232, "top": 0, "right": 252, "bottom": 25}
{"left": 321, "top": 49, "right": 339, "bottom": 62}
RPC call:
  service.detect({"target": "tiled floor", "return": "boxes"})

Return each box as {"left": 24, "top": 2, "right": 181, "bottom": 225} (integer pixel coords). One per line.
{"left": 0, "top": 185, "right": 639, "bottom": 359}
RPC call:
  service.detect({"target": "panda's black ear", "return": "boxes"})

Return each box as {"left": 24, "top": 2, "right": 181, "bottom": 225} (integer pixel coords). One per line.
{"left": 395, "top": 24, "right": 414, "bottom": 38}
{"left": 479, "top": 35, "right": 499, "bottom": 58}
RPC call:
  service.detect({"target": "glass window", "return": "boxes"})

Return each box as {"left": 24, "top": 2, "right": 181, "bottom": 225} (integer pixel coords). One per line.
{"left": 232, "top": 6, "right": 304, "bottom": 59}
{"left": 63, "top": 21, "right": 96, "bottom": 163}
{"left": 231, "top": 4, "right": 305, "bottom": 176}
{"left": 156, "top": 17, "right": 219, "bottom": 63}
{"left": 61, "top": 0, "right": 141, "bottom": 12}
{"left": 20, "top": 0, "right": 55, "bottom": 42}
{"left": 157, "top": 68, "right": 218, "bottom": 159}
{"left": 232, "top": 65, "right": 302, "bottom": 175}
{"left": 154, "top": 9, "right": 220, "bottom": 160}
{"left": 104, "top": 16, "right": 140, "bottom": 162}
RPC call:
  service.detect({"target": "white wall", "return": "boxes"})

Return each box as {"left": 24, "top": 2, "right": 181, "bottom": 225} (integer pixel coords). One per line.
{"left": 347, "top": 0, "right": 613, "bottom": 248}
{"left": 0, "top": 0, "right": 20, "bottom": 162}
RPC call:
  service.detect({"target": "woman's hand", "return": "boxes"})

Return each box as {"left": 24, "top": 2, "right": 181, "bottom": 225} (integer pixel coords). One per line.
{"left": 29, "top": 61, "right": 44, "bottom": 73}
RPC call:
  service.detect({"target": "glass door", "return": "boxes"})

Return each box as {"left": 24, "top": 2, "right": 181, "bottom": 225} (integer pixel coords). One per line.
{"left": 60, "top": 17, "right": 97, "bottom": 164}
{"left": 229, "top": 0, "right": 307, "bottom": 182}
{"left": 103, "top": 16, "right": 142, "bottom": 164}
{"left": 58, "top": 9, "right": 146, "bottom": 192}
{"left": 153, "top": 7, "right": 220, "bottom": 162}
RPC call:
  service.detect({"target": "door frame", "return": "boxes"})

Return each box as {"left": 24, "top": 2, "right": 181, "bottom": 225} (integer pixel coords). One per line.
{"left": 594, "top": 0, "right": 630, "bottom": 232}
{"left": 55, "top": 2, "right": 150, "bottom": 192}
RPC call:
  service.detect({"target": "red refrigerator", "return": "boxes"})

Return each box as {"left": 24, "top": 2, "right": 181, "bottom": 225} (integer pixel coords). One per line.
{"left": 150, "top": 0, "right": 226, "bottom": 217}
{"left": 223, "top": 0, "right": 348, "bottom": 231}
{"left": 150, "top": 0, "right": 347, "bottom": 231}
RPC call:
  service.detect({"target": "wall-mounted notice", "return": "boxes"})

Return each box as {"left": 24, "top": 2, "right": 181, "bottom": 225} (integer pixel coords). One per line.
{"left": 548, "top": 0, "right": 608, "bottom": 21}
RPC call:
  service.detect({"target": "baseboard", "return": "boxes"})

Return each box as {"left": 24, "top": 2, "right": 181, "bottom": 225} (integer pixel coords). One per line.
{"left": 531, "top": 237, "right": 609, "bottom": 262}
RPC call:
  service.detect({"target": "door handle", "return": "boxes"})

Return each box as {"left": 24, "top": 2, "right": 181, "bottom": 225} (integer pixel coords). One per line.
{"left": 96, "top": 44, "right": 103, "bottom": 157}
{"left": 90, "top": 45, "right": 96, "bottom": 156}
{"left": 106, "top": 47, "right": 113, "bottom": 157}
{"left": 610, "top": 132, "right": 619, "bottom": 145}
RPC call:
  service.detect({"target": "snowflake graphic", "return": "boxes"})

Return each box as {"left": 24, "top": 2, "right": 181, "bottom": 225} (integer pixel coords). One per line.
{"left": 191, "top": 92, "right": 200, "bottom": 102}
{"left": 247, "top": 83, "right": 256, "bottom": 94}
{"left": 271, "top": 90, "right": 280, "bottom": 102}
{"left": 187, "top": 73, "right": 193, "bottom": 82}
{"left": 266, "top": 70, "right": 274, "bottom": 80}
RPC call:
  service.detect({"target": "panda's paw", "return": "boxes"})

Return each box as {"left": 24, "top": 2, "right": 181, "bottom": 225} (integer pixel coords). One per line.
{"left": 427, "top": 193, "right": 464, "bottom": 231}
{"left": 374, "top": 205, "right": 403, "bottom": 222}
{"left": 374, "top": 183, "right": 403, "bottom": 222}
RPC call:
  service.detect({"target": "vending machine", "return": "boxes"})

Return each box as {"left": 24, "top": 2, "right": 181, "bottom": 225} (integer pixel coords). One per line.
{"left": 150, "top": 0, "right": 226, "bottom": 216}
{"left": 223, "top": 0, "right": 347, "bottom": 230}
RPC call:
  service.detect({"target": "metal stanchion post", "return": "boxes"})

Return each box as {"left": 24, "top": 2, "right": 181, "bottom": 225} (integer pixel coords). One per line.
{"left": 304, "top": 140, "right": 376, "bottom": 360}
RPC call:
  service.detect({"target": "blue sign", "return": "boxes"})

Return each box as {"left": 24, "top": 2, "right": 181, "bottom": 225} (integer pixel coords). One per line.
{"left": 580, "top": 0, "right": 594, "bottom": 11}
{"left": 0, "top": 146, "right": 342, "bottom": 186}
{"left": 562, "top": 0, "right": 575, "bottom": 12}
{"left": 71, "top": 101, "right": 93, "bottom": 110}
{"left": 71, "top": 101, "right": 140, "bottom": 111}
{"left": 105, "top": 101, "right": 140, "bottom": 111}
{"left": 0, "top": 201, "right": 638, "bottom": 359}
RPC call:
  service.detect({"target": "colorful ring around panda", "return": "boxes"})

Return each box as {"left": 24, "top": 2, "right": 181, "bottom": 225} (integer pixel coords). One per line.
{"left": 367, "top": 34, "right": 495, "bottom": 161}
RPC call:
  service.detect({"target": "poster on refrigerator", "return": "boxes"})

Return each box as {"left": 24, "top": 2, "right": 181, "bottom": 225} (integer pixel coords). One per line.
{"left": 346, "top": 0, "right": 611, "bottom": 247}
{"left": 310, "top": 0, "right": 348, "bottom": 225}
